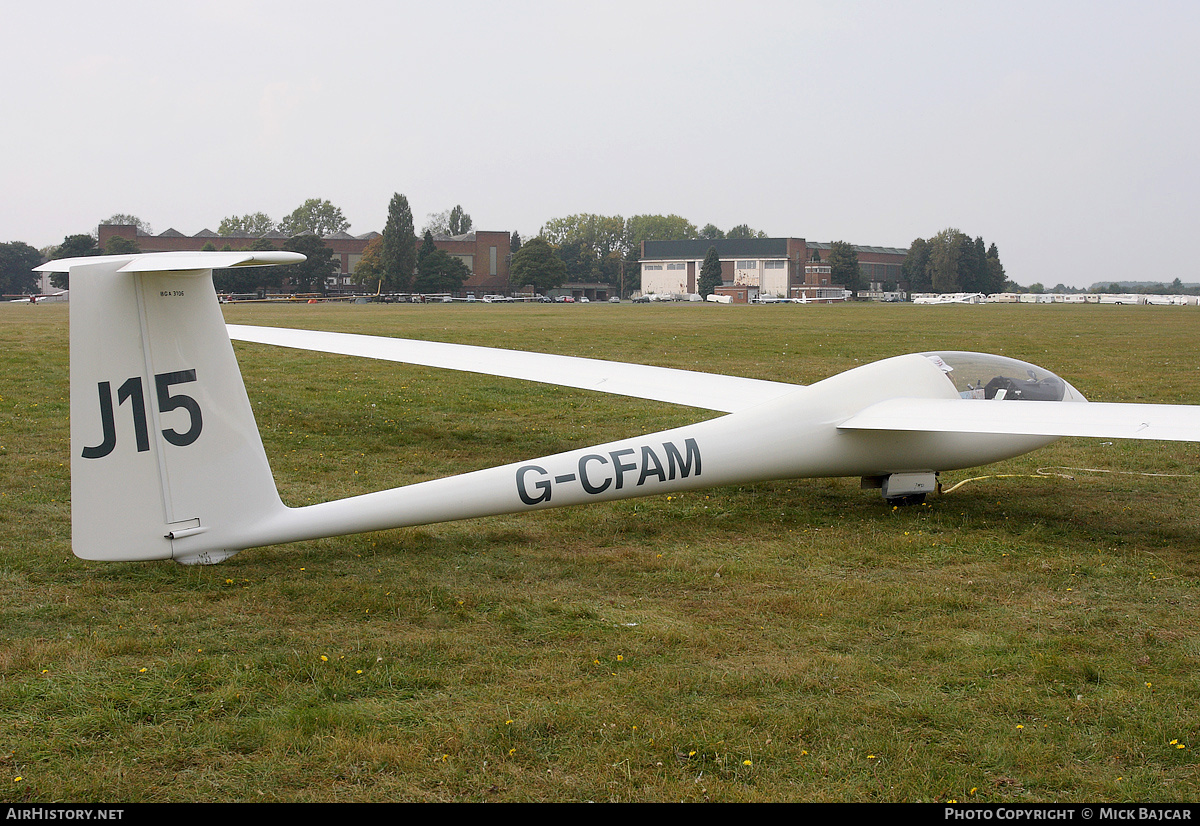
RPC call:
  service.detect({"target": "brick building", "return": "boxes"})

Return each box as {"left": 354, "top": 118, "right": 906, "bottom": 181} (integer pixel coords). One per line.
{"left": 97, "top": 224, "right": 511, "bottom": 295}
{"left": 638, "top": 238, "right": 907, "bottom": 302}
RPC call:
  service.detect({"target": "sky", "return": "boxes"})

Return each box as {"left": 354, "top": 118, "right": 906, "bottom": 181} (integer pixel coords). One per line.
{"left": 3, "top": 0, "right": 1198, "bottom": 289}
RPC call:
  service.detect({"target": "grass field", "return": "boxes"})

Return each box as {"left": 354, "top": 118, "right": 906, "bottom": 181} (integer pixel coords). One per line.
{"left": 2, "top": 299, "right": 1199, "bottom": 802}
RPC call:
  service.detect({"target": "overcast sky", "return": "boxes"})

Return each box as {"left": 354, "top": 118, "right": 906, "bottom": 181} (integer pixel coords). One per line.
{"left": 4, "top": 1, "right": 1197, "bottom": 288}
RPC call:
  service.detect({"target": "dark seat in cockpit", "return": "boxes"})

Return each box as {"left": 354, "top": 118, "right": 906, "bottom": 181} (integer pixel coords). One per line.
{"left": 983, "top": 374, "right": 1066, "bottom": 401}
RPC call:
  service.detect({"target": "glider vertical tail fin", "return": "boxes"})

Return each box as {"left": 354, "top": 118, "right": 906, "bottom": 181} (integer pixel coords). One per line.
{"left": 46, "top": 253, "right": 299, "bottom": 563}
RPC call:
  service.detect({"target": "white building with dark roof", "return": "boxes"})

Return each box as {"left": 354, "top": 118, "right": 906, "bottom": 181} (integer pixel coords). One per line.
{"left": 639, "top": 238, "right": 907, "bottom": 302}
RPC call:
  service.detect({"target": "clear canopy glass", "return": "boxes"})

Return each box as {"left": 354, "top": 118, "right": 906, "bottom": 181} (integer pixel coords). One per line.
{"left": 921, "top": 352, "right": 1085, "bottom": 402}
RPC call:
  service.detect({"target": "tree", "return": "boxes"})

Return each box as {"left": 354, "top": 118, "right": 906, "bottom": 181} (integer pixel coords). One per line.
{"left": 539, "top": 214, "right": 630, "bottom": 290}
{"left": 423, "top": 205, "right": 473, "bottom": 237}
{"left": 418, "top": 230, "right": 437, "bottom": 264}
{"left": 0, "top": 242, "right": 43, "bottom": 295}
{"left": 47, "top": 234, "right": 99, "bottom": 288}
{"left": 509, "top": 237, "right": 566, "bottom": 293}
{"left": 351, "top": 236, "right": 385, "bottom": 292}
{"left": 901, "top": 232, "right": 1005, "bottom": 295}
{"left": 958, "top": 236, "right": 989, "bottom": 293}
{"left": 448, "top": 205, "right": 472, "bottom": 235}
{"left": 726, "top": 224, "right": 767, "bottom": 239}
{"left": 827, "top": 241, "right": 861, "bottom": 293}
{"left": 926, "top": 228, "right": 974, "bottom": 293}
{"left": 101, "top": 214, "right": 151, "bottom": 234}
{"left": 555, "top": 239, "right": 597, "bottom": 282}
{"left": 214, "top": 239, "right": 282, "bottom": 296}
{"left": 381, "top": 193, "right": 417, "bottom": 292}
{"left": 901, "top": 238, "right": 931, "bottom": 292}
{"left": 104, "top": 235, "right": 140, "bottom": 256}
{"left": 280, "top": 234, "right": 337, "bottom": 294}
{"left": 698, "top": 246, "right": 723, "bottom": 298}
{"left": 218, "top": 212, "right": 276, "bottom": 236}
{"left": 540, "top": 214, "right": 627, "bottom": 259}
{"left": 624, "top": 214, "right": 698, "bottom": 250}
{"left": 422, "top": 210, "right": 450, "bottom": 235}
{"left": 699, "top": 223, "right": 725, "bottom": 240}
{"left": 278, "top": 198, "right": 349, "bottom": 237}
{"left": 510, "top": 231, "right": 523, "bottom": 254}
{"left": 985, "top": 243, "right": 1006, "bottom": 294}
{"left": 414, "top": 249, "right": 470, "bottom": 293}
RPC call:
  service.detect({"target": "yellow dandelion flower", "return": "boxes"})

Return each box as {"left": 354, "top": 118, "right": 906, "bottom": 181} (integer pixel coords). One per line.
{"left": 1017, "top": 724, "right": 1024, "bottom": 729}
{"left": 320, "top": 655, "right": 328, "bottom": 662}
{"left": 742, "top": 760, "right": 752, "bottom": 766}
{"left": 14, "top": 777, "right": 22, "bottom": 783}
{"left": 506, "top": 719, "right": 513, "bottom": 725}
{"left": 138, "top": 667, "right": 147, "bottom": 673}
{"left": 617, "top": 655, "right": 623, "bottom": 661}
{"left": 508, "top": 748, "right": 516, "bottom": 756}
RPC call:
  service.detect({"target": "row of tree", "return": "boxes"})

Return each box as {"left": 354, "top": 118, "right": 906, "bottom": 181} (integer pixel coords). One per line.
{"left": 901, "top": 229, "right": 1007, "bottom": 295}
{"left": 9, "top": 207, "right": 1026, "bottom": 301}
{"left": 218, "top": 200, "right": 350, "bottom": 237}
{"left": 216, "top": 199, "right": 474, "bottom": 241}
{"left": 530, "top": 214, "right": 770, "bottom": 294}
{"left": 347, "top": 194, "right": 472, "bottom": 294}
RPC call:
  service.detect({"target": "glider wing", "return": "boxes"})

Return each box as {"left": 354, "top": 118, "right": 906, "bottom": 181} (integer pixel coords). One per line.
{"left": 839, "top": 398, "right": 1200, "bottom": 442}
{"left": 226, "top": 325, "right": 799, "bottom": 413}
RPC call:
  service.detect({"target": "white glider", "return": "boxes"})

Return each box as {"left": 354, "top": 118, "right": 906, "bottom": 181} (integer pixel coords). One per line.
{"left": 35, "top": 252, "right": 1200, "bottom": 565}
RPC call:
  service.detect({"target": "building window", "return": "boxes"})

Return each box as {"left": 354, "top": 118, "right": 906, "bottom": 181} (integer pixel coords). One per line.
{"left": 666, "top": 262, "right": 685, "bottom": 270}
{"left": 736, "top": 260, "right": 757, "bottom": 269}
{"left": 489, "top": 246, "right": 497, "bottom": 276}
{"left": 643, "top": 264, "right": 663, "bottom": 270}
{"left": 764, "top": 260, "right": 785, "bottom": 269}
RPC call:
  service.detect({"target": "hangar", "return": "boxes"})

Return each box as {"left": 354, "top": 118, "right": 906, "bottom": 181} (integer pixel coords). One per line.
{"left": 639, "top": 238, "right": 906, "bottom": 301}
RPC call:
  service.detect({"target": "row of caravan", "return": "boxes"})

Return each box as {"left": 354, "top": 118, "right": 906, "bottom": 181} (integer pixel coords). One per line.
{"left": 910, "top": 292, "right": 1199, "bottom": 306}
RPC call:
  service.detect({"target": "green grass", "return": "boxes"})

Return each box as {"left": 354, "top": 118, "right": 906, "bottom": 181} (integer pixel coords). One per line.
{"left": 2, "top": 300, "right": 1199, "bottom": 801}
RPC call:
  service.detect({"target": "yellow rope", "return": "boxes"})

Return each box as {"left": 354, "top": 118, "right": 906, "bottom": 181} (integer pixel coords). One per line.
{"left": 938, "top": 466, "right": 1195, "bottom": 495}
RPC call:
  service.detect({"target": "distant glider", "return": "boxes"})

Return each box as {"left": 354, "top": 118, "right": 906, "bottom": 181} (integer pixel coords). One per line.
{"left": 35, "top": 252, "right": 1200, "bottom": 565}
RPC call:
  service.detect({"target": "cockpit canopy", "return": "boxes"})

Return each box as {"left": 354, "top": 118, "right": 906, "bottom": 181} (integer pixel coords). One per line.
{"left": 921, "top": 352, "right": 1087, "bottom": 402}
